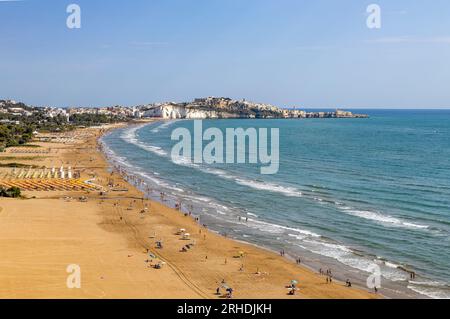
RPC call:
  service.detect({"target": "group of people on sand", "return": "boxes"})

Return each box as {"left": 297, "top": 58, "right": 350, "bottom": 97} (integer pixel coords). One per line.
{"left": 319, "top": 268, "right": 334, "bottom": 284}
{"left": 319, "top": 268, "right": 354, "bottom": 288}
{"left": 278, "top": 247, "right": 302, "bottom": 266}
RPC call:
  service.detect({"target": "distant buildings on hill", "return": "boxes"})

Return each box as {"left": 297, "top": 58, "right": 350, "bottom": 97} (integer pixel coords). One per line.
{"left": 0, "top": 97, "right": 368, "bottom": 122}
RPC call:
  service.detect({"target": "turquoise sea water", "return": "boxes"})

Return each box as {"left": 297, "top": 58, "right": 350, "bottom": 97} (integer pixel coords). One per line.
{"left": 101, "top": 110, "right": 450, "bottom": 299}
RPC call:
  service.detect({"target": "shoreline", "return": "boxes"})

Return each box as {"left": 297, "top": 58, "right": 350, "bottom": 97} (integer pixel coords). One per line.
{"left": 0, "top": 122, "right": 379, "bottom": 299}
{"left": 101, "top": 120, "right": 428, "bottom": 299}
{"left": 99, "top": 121, "right": 385, "bottom": 299}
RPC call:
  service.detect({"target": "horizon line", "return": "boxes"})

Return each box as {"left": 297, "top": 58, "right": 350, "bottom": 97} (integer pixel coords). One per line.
{"left": 2, "top": 97, "right": 450, "bottom": 110}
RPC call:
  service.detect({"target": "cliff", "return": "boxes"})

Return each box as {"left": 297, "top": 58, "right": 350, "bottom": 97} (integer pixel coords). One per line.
{"left": 139, "top": 98, "right": 368, "bottom": 120}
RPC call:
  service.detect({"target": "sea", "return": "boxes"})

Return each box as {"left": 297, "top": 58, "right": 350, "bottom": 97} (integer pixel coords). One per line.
{"left": 100, "top": 109, "right": 450, "bottom": 299}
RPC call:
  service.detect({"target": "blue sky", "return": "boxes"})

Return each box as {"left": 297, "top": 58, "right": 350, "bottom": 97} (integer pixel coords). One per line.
{"left": 1, "top": 0, "right": 450, "bottom": 108}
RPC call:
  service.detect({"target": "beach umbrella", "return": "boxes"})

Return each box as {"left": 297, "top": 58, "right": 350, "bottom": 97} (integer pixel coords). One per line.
{"left": 183, "top": 233, "right": 191, "bottom": 239}
{"left": 291, "top": 280, "right": 298, "bottom": 285}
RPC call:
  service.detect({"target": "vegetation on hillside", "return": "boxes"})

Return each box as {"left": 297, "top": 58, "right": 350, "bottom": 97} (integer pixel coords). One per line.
{"left": 0, "top": 100, "right": 127, "bottom": 151}
{"left": 0, "top": 186, "right": 21, "bottom": 198}
{"left": 0, "top": 123, "right": 34, "bottom": 151}
{"left": 68, "top": 113, "right": 124, "bottom": 126}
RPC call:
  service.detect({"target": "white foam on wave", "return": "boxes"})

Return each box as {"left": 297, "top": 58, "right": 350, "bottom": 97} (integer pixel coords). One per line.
{"left": 171, "top": 156, "right": 303, "bottom": 199}
{"left": 182, "top": 194, "right": 212, "bottom": 203}
{"left": 298, "top": 239, "right": 377, "bottom": 273}
{"left": 384, "top": 261, "right": 401, "bottom": 269}
{"left": 288, "top": 233, "right": 309, "bottom": 241}
{"left": 246, "top": 218, "right": 321, "bottom": 237}
{"left": 235, "top": 178, "right": 303, "bottom": 197}
{"left": 151, "top": 120, "right": 179, "bottom": 133}
{"left": 409, "top": 280, "right": 448, "bottom": 287}
{"left": 170, "top": 150, "right": 304, "bottom": 199}
{"left": 407, "top": 281, "right": 450, "bottom": 299}
{"left": 121, "top": 126, "right": 168, "bottom": 157}
{"left": 296, "top": 239, "right": 409, "bottom": 282}
{"left": 172, "top": 156, "right": 201, "bottom": 168}
{"left": 339, "top": 207, "right": 429, "bottom": 230}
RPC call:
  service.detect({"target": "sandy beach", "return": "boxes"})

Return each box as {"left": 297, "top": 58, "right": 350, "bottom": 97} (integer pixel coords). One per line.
{"left": 0, "top": 123, "right": 378, "bottom": 299}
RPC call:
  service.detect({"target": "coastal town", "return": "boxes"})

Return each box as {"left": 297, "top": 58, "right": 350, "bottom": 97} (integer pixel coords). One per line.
{"left": 1, "top": 97, "right": 368, "bottom": 123}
